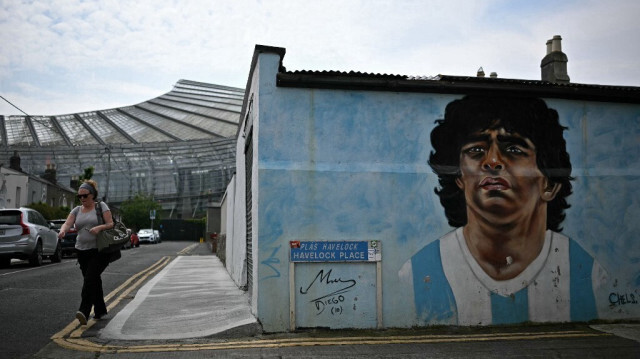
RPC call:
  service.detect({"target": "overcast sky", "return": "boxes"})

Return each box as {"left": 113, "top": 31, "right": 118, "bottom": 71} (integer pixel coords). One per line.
{"left": 1, "top": 0, "right": 638, "bottom": 116}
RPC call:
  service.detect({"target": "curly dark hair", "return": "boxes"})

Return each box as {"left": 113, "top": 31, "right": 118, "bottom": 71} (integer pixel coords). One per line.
{"left": 428, "top": 95, "right": 573, "bottom": 232}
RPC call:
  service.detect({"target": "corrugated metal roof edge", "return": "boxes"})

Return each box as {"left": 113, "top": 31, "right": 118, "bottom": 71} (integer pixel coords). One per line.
{"left": 176, "top": 79, "right": 245, "bottom": 93}
{"left": 3, "top": 80, "right": 243, "bottom": 118}
{"left": 277, "top": 70, "right": 640, "bottom": 104}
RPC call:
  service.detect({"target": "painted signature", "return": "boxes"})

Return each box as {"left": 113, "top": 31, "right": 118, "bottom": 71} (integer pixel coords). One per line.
{"left": 299, "top": 269, "right": 356, "bottom": 303}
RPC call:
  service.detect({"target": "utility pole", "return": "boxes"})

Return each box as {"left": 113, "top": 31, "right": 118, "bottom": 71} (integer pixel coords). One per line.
{"left": 150, "top": 209, "right": 156, "bottom": 241}
{"left": 104, "top": 146, "right": 111, "bottom": 202}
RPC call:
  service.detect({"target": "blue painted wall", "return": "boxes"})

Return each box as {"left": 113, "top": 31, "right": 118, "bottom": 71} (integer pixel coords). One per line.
{"left": 248, "top": 53, "right": 640, "bottom": 331}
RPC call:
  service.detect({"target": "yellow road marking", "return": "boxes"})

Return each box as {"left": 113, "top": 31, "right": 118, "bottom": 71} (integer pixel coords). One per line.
{"left": 51, "top": 256, "right": 172, "bottom": 340}
{"left": 54, "top": 328, "right": 612, "bottom": 354}
{"left": 68, "top": 256, "right": 172, "bottom": 338}
{"left": 177, "top": 243, "right": 199, "bottom": 255}
{"left": 52, "top": 253, "right": 612, "bottom": 354}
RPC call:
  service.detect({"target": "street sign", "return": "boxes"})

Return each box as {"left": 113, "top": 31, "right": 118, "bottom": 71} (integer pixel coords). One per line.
{"left": 289, "top": 240, "right": 381, "bottom": 262}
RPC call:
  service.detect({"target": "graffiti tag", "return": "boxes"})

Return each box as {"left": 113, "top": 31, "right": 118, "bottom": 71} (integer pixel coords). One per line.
{"left": 609, "top": 292, "right": 638, "bottom": 307}
{"left": 260, "top": 245, "right": 281, "bottom": 280}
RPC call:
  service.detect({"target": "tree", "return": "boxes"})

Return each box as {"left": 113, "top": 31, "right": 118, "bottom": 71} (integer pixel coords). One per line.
{"left": 26, "top": 202, "right": 70, "bottom": 220}
{"left": 119, "top": 195, "right": 162, "bottom": 231}
{"left": 79, "top": 166, "right": 94, "bottom": 181}
{"left": 70, "top": 166, "right": 95, "bottom": 206}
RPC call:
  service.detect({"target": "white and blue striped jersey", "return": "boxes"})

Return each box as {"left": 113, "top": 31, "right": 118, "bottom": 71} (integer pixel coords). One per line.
{"left": 399, "top": 227, "right": 605, "bottom": 325}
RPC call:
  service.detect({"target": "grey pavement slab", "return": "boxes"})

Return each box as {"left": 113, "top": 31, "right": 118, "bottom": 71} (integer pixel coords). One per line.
{"left": 99, "top": 255, "right": 258, "bottom": 340}
{"left": 590, "top": 323, "right": 640, "bottom": 343}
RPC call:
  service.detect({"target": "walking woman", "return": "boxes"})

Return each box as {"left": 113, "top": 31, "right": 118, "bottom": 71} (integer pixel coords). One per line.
{"left": 58, "top": 180, "right": 114, "bottom": 325}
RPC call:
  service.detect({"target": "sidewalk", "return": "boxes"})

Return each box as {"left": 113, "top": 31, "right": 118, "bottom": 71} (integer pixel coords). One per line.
{"left": 35, "top": 242, "right": 640, "bottom": 358}
{"left": 99, "top": 252, "right": 260, "bottom": 340}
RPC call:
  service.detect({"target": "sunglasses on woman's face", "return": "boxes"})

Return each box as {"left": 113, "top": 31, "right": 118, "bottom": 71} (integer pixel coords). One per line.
{"left": 77, "top": 194, "right": 91, "bottom": 199}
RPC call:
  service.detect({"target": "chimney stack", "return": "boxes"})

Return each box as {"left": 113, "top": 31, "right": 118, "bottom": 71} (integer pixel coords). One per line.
{"left": 9, "top": 151, "right": 21, "bottom": 172}
{"left": 540, "top": 35, "right": 570, "bottom": 83}
{"left": 70, "top": 175, "right": 80, "bottom": 190}
{"left": 551, "top": 35, "right": 562, "bottom": 52}
{"left": 42, "top": 163, "right": 57, "bottom": 184}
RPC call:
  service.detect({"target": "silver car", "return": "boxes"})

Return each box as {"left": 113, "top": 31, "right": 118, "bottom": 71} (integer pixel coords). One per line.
{"left": 0, "top": 208, "right": 61, "bottom": 267}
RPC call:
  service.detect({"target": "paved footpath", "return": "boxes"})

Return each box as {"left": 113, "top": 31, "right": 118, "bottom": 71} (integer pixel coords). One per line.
{"left": 33, "top": 243, "right": 640, "bottom": 358}
{"left": 99, "top": 255, "right": 257, "bottom": 340}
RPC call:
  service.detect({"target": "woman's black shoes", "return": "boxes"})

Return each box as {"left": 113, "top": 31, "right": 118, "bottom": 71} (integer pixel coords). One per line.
{"left": 75, "top": 310, "right": 107, "bottom": 324}
{"left": 75, "top": 311, "right": 88, "bottom": 325}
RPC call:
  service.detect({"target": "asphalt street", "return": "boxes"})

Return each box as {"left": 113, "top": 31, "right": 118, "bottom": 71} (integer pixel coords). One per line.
{"left": 32, "top": 242, "right": 640, "bottom": 358}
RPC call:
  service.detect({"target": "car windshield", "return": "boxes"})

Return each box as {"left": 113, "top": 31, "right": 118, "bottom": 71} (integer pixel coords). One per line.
{"left": 139, "top": 229, "right": 153, "bottom": 235}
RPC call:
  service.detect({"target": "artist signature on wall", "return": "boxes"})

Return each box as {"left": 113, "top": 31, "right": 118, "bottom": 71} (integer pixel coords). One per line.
{"left": 300, "top": 269, "right": 356, "bottom": 315}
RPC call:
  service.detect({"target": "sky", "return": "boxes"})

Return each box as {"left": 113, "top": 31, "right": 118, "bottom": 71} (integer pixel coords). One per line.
{"left": 1, "top": 0, "right": 639, "bottom": 116}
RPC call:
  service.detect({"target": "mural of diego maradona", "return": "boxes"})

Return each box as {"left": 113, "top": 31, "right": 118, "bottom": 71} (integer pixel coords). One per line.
{"left": 399, "top": 95, "right": 607, "bottom": 326}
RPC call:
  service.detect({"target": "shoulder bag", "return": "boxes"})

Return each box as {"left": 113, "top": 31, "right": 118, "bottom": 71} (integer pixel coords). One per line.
{"left": 95, "top": 201, "right": 130, "bottom": 261}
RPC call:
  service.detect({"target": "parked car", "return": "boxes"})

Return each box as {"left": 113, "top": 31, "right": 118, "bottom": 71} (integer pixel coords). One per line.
{"left": 0, "top": 208, "right": 61, "bottom": 267}
{"left": 50, "top": 219, "right": 77, "bottom": 257}
{"left": 121, "top": 229, "right": 133, "bottom": 250}
{"left": 130, "top": 231, "right": 140, "bottom": 247}
{"left": 138, "top": 229, "right": 157, "bottom": 244}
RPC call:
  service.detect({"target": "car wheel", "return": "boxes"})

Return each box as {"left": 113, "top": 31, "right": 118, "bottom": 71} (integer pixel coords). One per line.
{"left": 0, "top": 258, "right": 10, "bottom": 268}
{"left": 51, "top": 243, "right": 62, "bottom": 263}
{"left": 29, "top": 241, "right": 44, "bottom": 267}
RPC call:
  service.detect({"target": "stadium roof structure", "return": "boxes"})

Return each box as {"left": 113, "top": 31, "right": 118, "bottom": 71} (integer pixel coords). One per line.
{"left": 0, "top": 80, "right": 243, "bottom": 218}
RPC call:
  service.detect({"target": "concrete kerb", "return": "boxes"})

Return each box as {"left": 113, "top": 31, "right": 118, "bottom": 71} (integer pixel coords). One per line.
{"left": 44, "top": 242, "right": 640, "bottom": 355}
{"left": 50, "top": 248, "right": 262, "bottom": 354}
{"left": 48, "top": 323, "right": 633, "bottom": 356}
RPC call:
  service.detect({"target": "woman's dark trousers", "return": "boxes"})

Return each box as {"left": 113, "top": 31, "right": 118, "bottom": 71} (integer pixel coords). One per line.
{"left": 77, "top": 249, "right": 109, "bottom": 318}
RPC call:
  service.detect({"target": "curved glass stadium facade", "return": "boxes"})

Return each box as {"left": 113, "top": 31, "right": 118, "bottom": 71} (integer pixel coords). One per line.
{"left": 0, "top": 80, "right": 242, "bottom": 218}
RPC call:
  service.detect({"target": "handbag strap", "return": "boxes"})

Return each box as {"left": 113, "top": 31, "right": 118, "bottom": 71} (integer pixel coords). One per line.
{"left": 95, "top": 201, "right": 105, "bottom": 225}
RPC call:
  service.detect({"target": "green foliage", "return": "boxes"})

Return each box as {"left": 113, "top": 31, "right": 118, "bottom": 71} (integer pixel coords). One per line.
{"left": 186, "top": 217, "right": 206, "bottom": 225}
{"left": 79, "top": 166, "right": 94, "bottom": 181}
{"left": 26, "top": 202, "right": 70, "bottom": 220}
{"left": 119, "top": 194, "right": 162, "bottom": 231}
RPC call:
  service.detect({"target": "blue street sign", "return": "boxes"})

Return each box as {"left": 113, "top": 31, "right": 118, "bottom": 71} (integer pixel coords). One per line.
{"left": 289, "top": 240, "right": 381, "bottom": 262}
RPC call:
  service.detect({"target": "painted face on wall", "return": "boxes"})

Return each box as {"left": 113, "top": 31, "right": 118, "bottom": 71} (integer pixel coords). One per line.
{"left": 455, "top": 127, "right": 560, "bottom": 227}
